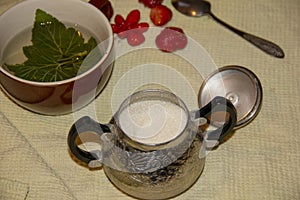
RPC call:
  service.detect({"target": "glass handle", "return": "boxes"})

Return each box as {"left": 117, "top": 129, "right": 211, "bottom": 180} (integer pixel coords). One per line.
{"left": 197, "top": 96, "right": 237, "bottom": 143}
{"left": 67, "top": 116, "right": 111, "bottom": 168}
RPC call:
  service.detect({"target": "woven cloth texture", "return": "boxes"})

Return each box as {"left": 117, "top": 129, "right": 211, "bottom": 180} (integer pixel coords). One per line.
{"left": 1, "top": 0, "right": 299, "bottom": 199}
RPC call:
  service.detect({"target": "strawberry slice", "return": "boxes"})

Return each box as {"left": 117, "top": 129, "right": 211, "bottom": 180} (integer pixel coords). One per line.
{"left": 150, "top": 5, "right": 172, "bottom": 26}
{"left": 111, "top": 10, "right": 149, "bottom": 46}
{"left": 125, "top": 9, "right": 140, "bottom": 26}
{"left": 155, "top": 27, "right": 188, "bottom": 52}
{"left": 89, "top": 0, "right": 114, "bottom": 21}
{"left": 139, "top": 0, "right": 163, "bottom": 8}
{"left": 115, "top": 14, "right": 125, "bottom": 25}
{"left": 127, "top": 31, "right": 146, "bottom": 46}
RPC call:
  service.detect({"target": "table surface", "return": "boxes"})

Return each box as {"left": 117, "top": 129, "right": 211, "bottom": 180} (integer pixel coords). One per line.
{"left": 1, "top": 0, "right": 299, "bottom": 199}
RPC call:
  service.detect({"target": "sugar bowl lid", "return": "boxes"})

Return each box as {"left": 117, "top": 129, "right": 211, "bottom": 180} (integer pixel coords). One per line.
{"left": 198, "top": 65, "right": 263, "bottom": 129}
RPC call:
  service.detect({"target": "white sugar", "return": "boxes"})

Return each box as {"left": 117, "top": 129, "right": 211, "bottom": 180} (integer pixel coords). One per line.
{"left": 118, "top": 100, "right": 188, "bottom": 145}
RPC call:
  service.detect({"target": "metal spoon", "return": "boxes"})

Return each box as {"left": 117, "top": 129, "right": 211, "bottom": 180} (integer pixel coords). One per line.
{"left": 171, "top": 0, "right": 285, "bottom": 58}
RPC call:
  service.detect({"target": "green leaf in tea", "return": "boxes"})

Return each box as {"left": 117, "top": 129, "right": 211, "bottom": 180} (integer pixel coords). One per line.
{"left": 5, "top": 9, "right": 99, "bottom": 82}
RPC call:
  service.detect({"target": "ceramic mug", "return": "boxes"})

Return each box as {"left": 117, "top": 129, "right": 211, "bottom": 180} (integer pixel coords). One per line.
{"left": 0, "top": 0, "right": 114, "bottom": 115}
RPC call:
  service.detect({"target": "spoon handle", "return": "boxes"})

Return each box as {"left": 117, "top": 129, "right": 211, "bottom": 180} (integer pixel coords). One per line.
{"left": 209, "top": 12, "right": 285, "bottom": 58}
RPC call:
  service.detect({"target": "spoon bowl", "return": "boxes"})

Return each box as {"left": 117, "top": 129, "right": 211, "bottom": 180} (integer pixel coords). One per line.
{"left": 172, "top": 0, "right": 285, "bottom": 58}
{"left": 172, "top": 0, "right": 211, "bottom": 17}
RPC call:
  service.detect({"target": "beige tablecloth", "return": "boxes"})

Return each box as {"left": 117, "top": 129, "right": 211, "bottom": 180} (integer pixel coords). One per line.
{"left": 1, "top": 0, "right": 299, "bottom": 199}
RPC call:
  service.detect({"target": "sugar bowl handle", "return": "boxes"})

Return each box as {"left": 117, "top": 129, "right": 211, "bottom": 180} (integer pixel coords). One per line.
{"left": 196, "top": 96, "right": 237, "bottom": 143}
{"left": 67, "top": 116, "right": 111, "bottom": 168}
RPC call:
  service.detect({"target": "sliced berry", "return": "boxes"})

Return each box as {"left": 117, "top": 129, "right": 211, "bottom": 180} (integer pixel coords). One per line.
{"left": 114, "top": 14, "right": 125, "bottom": 25}
{"left": 126, "top": 10, "right": 141, "bottom": 26}
{"left": 150, "top": 5, "right": 172, "bottom": 26}
{"left": 155, "top": 27, "right": 188, "bottom": 52}
{"left": 117, "top": 29, "right": 128, "bottom": 39}
{"left": 127, "top": 31, "right": 146, "bottom": 46}
{"left": 139, "top": 0, "right": 163, "bottom": 8}
{"left": 89, "top": 0, "right": 114, "bottom": 21}
{"left": 111, "top": 24, "right": 119, "bottom": 33}
{"left": 136, "top": 22, "right": 150, "bottom": 33}
{"left": 111, "top": 10, "right": 149, "bottom": 46}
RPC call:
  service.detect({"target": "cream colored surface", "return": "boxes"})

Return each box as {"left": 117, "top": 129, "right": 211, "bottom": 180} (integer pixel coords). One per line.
{"left": 0, "top": 0, "right": 299, "bottom": 199}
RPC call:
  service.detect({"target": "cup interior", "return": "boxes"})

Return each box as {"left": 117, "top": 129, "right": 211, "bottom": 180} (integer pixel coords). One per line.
{"left": 116, "top": 90, "right": 190, "bottom": 146}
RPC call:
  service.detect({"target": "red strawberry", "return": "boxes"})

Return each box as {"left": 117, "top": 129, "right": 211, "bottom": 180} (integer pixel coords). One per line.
{"left": 112, "top": 14, "right": 127, "bottom": 38}
{"left": 89, "top": 0, "right": 114, "bottom": 21}
{"left": 155, "top": 27, "right": 188, "bottom": 52}
{"left": 136, "top": 22, "right": 150, "bottom": 33}
{"left": 139, "top": 0, "right": 163, "bottom": 8}
{"left": 111, "top": 24, "right": 119, "bottom": 33}
{"left": 114, "top": 14, "right": 125, "bottom": 25}
{"left": 127, "top": 31, "right": 146, "bottom": 46}
{"left": 111, "top": 10, "right": 149, "bottom": 46}
{"left": 150, "top": 5, "right": 172, "bottom": 26}
{"left": 125, "top": 9, "right": 140, "bottom": 26}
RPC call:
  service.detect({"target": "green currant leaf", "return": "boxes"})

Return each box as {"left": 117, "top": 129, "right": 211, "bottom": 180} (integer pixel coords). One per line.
{"left": 5, "top": 9, "right": 99, "bottom": 82}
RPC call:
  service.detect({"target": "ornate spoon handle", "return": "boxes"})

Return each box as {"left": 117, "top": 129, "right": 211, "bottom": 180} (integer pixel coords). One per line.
{"left": 242, "top": 33, "right": 284, "bottom": 58}
{"left": 209, "top": 12, "right": 285, "bottom": 58}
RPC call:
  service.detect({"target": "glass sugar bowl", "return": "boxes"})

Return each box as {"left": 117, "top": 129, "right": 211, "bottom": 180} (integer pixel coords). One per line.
{"left": 68, "top": 89, "right": 237, "bottom": 199}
